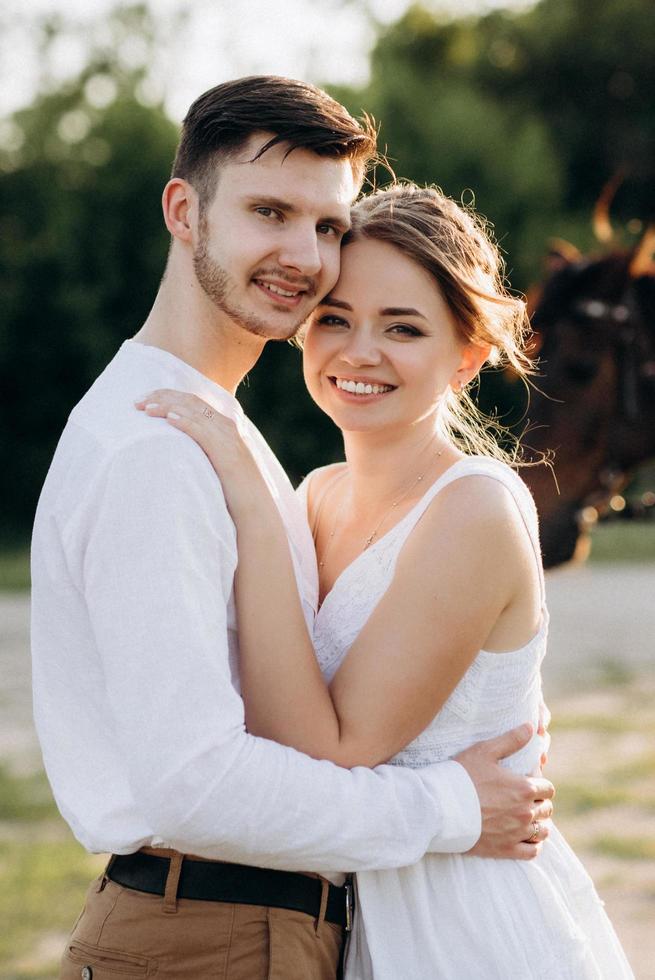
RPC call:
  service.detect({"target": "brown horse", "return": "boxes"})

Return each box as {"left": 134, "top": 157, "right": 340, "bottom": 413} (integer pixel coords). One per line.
{"left": 519, "top": 228, "right": 655, "bottom": 568}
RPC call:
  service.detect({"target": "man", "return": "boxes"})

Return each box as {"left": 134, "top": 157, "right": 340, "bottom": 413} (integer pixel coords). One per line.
{"left": 31, "top": 76, "right": 553, "bottom": 979}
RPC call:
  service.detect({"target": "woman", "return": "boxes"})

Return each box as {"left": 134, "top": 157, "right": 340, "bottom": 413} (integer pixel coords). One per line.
{"left": 137, "top": 185, "right": 633, "bottom": 978}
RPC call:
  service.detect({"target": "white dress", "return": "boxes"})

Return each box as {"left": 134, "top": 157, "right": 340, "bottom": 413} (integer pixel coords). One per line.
{"left": 311, "top": 456, "right": 634, "bottom": 980}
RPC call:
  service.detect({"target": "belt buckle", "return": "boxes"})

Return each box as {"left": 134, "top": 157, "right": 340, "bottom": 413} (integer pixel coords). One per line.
{"left": 344, "top": 882, "right": 353, "bottom": 932}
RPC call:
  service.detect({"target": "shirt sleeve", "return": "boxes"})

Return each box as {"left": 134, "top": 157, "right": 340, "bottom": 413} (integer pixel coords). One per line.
{"left": 83, "top": 431, "right": 481, "bottom": 871}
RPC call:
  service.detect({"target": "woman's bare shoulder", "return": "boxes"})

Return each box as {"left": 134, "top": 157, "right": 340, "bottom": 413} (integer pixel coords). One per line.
{"left": 390, "top": 471, "right": 529, "bottom": 582}
{"left": 304, "top": 462, "right": 348, "bottom": 492}
{"left": 403, "top": 470, "right": 536, "bottom": 595}
{"left": 435, "top": 470, "right": 525, "bottom": 526}
{"left": 303, "top": 461, "right": 346, "bottom": 497}
{"left": 296, "top": 462, "right": 347, "bottom": 523}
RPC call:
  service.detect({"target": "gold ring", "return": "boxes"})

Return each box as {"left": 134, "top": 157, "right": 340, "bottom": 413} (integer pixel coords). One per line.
{"left": 527, "top": 820, "right": 540, "bottom": 844}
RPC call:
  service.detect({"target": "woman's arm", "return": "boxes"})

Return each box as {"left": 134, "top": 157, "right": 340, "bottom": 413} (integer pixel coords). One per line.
{"left": 137, "top": 391, "right": 540, "bottom": 768}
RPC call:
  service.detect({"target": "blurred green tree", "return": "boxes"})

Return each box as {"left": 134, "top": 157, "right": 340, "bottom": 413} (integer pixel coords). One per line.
{"left": 472, "top": 0, "right": 655, "bottom": 223}
{"left": 333, "top": 0, "right": 654, "bottom": 277}
{"left": 0, "top": 7, "right": 178, "bottom": 542}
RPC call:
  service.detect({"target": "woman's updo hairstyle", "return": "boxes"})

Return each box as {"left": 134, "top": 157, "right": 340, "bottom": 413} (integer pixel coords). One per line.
{"left": 346, "top": 183, "right": 534, "bottom": 462}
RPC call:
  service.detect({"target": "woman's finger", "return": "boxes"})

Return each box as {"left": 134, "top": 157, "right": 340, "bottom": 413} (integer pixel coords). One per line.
{"left": 136, "top": 391, "right": 237, "bottom": 432}
{"left": 135, "top": 389, "right": 201, "bottom": 411}
{"left": 142, "top": 401, "right": 171, "bottom": 418}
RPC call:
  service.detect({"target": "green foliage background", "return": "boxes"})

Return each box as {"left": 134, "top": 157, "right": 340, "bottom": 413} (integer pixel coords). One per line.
{"left": 1, "top": 0, "right": 654, "bottom": 541}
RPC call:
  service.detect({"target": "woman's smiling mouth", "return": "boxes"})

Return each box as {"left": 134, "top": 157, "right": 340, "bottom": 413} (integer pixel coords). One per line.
{"left": 330, "top": 376, "right": 396, "bottom": 397}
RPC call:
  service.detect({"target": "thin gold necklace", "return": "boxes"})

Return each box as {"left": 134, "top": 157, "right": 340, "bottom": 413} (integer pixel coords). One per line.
{"left": 318, "top": 447, "right": 444, "bottom": 570}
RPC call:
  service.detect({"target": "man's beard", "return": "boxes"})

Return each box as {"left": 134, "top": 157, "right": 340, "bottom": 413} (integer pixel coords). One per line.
{"left": 192, "top": 220, "right": 311, "bottom": 341}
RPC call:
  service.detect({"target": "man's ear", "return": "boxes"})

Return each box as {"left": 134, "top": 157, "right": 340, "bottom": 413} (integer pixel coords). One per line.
{"left": 162, "top": 178, "right": 197, "bottom": 244}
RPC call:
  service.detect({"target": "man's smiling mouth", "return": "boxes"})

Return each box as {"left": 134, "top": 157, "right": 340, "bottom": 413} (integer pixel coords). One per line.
{"left": 254, "top": 280, "right": 303, "bottom": 298}
{"left": 252, "top": 277, "right": 312, "bottom": 308}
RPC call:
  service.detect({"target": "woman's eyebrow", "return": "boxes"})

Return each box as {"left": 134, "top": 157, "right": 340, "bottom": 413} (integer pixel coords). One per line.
{"left": 318, "top": 299, "right": 428, "bottom": 320}
{"left": 380, "top": 306, "right": 427, "bottom": 319}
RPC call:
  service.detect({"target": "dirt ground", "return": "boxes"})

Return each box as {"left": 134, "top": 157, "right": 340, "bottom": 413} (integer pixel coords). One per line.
{"left": 2, "top": 561, "right": 654, "bottom": 977}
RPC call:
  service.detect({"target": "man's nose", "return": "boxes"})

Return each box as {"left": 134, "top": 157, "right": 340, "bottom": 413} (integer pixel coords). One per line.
{"left": 277, "top": 225, "right": 322, "bottom": 278}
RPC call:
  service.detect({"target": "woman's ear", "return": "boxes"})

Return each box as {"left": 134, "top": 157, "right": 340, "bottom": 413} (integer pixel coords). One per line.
{"left": 452, "top": 342, "right": 491, "bottom": 390}
{"left": 161, "top": 178, "right": 197, "bottom": 244}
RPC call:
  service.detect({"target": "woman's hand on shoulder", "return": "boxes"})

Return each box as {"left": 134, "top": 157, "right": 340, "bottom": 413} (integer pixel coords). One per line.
{"left": 135, "top": 390, "right": 264, "bottom": 518}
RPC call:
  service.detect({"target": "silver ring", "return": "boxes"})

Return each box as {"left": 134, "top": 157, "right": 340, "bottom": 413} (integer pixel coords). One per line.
{"left": 202, "top": 407, "right": 215, "bottom": 420}
{"left": 527, "top": 820, "right": 540, "bottom": 844}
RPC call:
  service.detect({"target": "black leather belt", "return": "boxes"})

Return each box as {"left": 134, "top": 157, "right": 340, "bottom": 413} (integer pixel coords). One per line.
{"left": 107, "top": 851, "right": 353, "bottom": 930}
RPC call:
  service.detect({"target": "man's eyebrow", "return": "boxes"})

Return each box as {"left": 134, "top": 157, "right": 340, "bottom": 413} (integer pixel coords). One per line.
{"left": 245, "top": 195, "right": 298, "bottom": 214}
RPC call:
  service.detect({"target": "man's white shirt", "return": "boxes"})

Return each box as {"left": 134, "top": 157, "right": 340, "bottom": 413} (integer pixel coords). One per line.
{"left": 31, "top": 340, "right": 480, "bottom": 871}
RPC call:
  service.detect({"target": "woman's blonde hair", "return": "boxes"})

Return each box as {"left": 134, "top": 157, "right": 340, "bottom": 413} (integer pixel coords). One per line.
{"left": 346, "top": 183, "right": 534, "bottom": 463}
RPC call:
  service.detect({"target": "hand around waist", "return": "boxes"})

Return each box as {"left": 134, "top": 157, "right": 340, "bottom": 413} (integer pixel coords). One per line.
{"left": 455, "top": 723, "right": 555, "bottom": 860}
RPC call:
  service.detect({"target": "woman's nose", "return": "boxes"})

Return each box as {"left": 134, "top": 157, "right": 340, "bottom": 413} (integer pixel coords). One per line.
{"left": 339, "top": 328, "right": 382, "bottom": 366}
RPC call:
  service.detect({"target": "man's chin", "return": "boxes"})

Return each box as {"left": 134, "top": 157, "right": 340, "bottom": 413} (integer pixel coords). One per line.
{"left": 236, "top": 308, "right": 308, "bottom": 342}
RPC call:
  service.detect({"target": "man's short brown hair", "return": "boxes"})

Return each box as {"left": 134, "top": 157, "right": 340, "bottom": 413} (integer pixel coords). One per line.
{"left": 172, "top": 75, "right": 377, "bottom": 208}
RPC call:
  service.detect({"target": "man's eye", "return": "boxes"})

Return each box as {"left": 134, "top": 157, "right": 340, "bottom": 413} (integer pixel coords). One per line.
{"left": 255, "top": 207, "right": 282, "bottom": 220}
{"left": 317, "top": 224, "right": 340, "bottom": 237}
{"left": 318, "top": 314, "right": 348, "bottom": 327}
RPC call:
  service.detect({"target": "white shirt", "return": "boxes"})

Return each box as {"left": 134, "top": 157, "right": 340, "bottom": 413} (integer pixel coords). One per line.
{"left": 31, "top": 340, "right": 480, "bottom": 872}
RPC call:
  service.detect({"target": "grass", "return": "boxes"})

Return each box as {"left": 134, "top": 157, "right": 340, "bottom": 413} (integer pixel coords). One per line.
{"left": 609, "top": 751, "right": 655, "bottom": 784}
{"left": 0, "top": 549, "right": 31, "bottom": 591}
{"left": 0, "top": 766, "right": 56, "bottom": 823}
{"left": 551, "top": 712, "right": 640, "bottom": 733}
{"left": 553, "top": 783, "right": 632, "bottom": 815}
{"left": 588, "top": 521, "right": 655, "bottom": 563}
{"left": 0, "top": 767, "right": 105, "bottom": 976}
{"left": 0, "top": 838, "right": 104, "bottom": 971}
{"left": 594, "top": 836, "right": 655, "bottom": 861}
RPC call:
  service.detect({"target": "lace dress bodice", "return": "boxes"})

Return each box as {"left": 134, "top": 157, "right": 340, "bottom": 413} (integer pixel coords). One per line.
{"left": 312, "top": 456, "right": 548, "bottom": 774}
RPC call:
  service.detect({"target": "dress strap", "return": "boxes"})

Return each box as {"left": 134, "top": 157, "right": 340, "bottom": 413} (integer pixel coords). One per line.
{"left": 396, "top": 456, "right": 547, "bottom": 607}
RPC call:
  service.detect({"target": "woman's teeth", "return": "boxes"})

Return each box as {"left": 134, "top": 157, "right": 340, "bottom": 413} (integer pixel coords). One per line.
{"left": 335, "top": 378, "right": 394, "bottom": 395}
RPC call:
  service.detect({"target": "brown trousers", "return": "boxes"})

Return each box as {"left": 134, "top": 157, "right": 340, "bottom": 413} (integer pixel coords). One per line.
{"left": 60, "top": 856, "right": 344, "bottom": 980}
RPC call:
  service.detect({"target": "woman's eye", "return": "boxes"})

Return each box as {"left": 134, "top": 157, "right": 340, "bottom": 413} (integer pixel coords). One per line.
{"left": 317, "top": 314, "right": 348, "bottom": 327}
{"left": 389, "top": 323, "right": 422, "bottom": 337}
